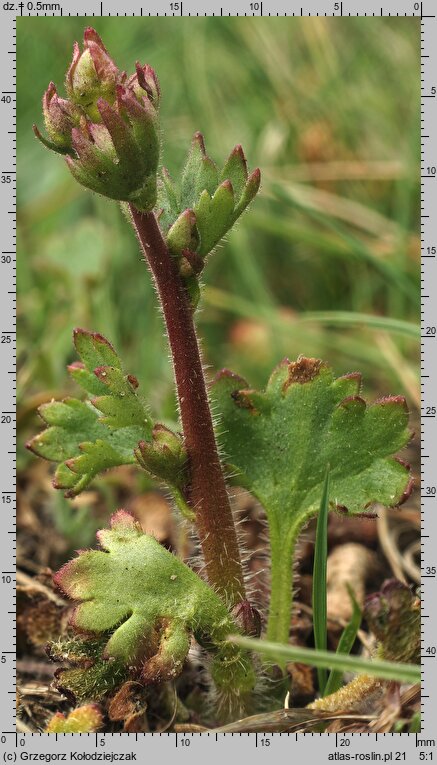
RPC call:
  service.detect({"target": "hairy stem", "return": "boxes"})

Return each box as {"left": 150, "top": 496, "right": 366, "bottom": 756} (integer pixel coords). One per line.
{"left": 129, "top": 206, "right": 246, "bottom": 607}
{"left": 266, "top": 521, "right": 304, "bottom": 644}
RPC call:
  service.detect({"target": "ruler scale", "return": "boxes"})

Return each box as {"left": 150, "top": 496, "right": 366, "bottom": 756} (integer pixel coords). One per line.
{"left": 1, "top": 1, "right": 434, "bottom": 760}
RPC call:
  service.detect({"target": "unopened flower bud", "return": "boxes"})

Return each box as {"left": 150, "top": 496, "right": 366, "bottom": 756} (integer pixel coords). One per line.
{"left": 135, "top": 424, "right": 188, "bottom": 486}
{"left": 166, "top": 209, "right": 199, "bottom": 258}
{"left": 35, "top": 29, "right": 161, "bottom": 210}
{"left": 231, "top": 600, "right": 262, "bottom": 638}
{"left": 66, "top": 27, "right": 122, "bottom": 122}
{"left": 364, "top": 579, "right": 420, "bottom": 664}
{"left": 127, "top": 62, "right": 160, "bottom": 108}
{"left": 65, "top": 85, "right": 159, "bottom": 210}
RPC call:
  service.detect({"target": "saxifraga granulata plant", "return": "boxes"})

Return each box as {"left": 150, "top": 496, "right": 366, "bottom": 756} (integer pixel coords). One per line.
{"left": 28, "top": 27, "right": 414, "bottom": 726}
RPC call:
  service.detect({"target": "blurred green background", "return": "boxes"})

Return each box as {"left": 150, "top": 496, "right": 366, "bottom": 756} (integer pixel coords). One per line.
{"left": 17, "top": 16, "right": 420, "bottom": 438}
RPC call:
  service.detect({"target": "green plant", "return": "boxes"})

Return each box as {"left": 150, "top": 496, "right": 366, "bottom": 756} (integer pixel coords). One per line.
{"left": 29, "top": 27, "right": 414, "bottom": 725}
{"left": 211, "top": 358, "right": 412, "bottom": 644}
{"left": 45, "top": 705, "right": 103, "bottom": 733}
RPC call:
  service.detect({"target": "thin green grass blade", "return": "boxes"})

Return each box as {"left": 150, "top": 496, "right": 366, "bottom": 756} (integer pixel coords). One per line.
{"left": 324, "top": 585, "right": 362, "bottom": 698}
{"left": 300, "top": 311, "right": 419, "bottom": 339}
{"left": 312, "top": 465, "right": 330, "bottom": 696}
{"left": 270, "top": 184, "right": 417, "bottom": 302}
{"left": 408, "top": 713, "right": 421, "bottom": 733}
{"left": 230, "top": 636, "right": 421, "bottom": 685}
{"left": 203, "top": 288, "right": 419, "bottom": 340}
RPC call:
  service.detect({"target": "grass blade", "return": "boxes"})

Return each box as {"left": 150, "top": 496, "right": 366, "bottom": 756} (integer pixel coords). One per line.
{"left": 300, "top": 311, "right": 420, "bottom": 339}
{"left": 230, "top": 636, "right": 421, "bottom": 685}
{"left": 203, "top": 287, "right": 419, "bottom": 340}
{"left": 312, "top": 465, "right": 330, "bottom": 696}
{"left": 408, "top": 713, "right": 421, "bottom": 733}
{"left": 324, "top": 585, "right": 362, "bottom": 698}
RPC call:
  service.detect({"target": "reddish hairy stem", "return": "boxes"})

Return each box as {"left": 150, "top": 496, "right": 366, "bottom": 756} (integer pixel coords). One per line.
{"left": 129, "top": 206, "right": 246, "bottom": 606}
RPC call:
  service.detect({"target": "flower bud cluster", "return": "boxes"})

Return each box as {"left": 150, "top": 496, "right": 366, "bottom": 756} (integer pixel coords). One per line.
{"left": 135, "top": 424, "right": 188, "bottom": 487}
{"left": 34, "top": 28, "right": 160, "bottom": 212}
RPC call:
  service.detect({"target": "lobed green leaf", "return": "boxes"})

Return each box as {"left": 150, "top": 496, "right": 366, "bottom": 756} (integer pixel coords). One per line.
{"left": 212, "top": 356, "right": 413, "bottom": 535}
{"left": 27, "top": 329, "right": 152, "bottom": 496}
{"left": 54, "top": 511, "right": 251, "bottom": 693}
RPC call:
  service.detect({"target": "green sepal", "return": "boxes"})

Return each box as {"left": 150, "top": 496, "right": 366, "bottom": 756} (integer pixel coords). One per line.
{"left": 33, "top": 124, "right": 72, "bottom": 156}
{"left": 219, "top": 144, "right": 248, "bottom": 201}
{"left": 180, "top": 132, "right": 219, "bottom": 211}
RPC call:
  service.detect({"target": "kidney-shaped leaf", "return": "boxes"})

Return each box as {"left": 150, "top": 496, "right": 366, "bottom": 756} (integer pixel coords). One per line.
{"left": 54, "top": 511, "right": 236, "bottom": 684}
{"left": 212, "top": 357, "right": 413, "bottom": 534}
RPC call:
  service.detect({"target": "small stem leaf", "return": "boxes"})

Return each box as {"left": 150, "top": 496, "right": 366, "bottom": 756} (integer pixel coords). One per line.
{"left": 312, "top": 466, "right": 330, "bottom": 695}
{"left": 233, "top": 167, "right": 261, "bottom": 218}
{"left": 195, "top": 180, "right": 235, "bottom": 257}
{"left": 220, "top": 145, "right": 248, "bottom": 201}
{"left": 156, "top": 135, "right": 260, "bottom": 259}
{"left": 180, "top": 132, "right": 219, "bottom": 211}
{"left": 166, "top": 209, "right": 198, "bottom": 258}
{"left": 212, "top": 357, "right": 412, "bottom": 644}
{"left": 156, "top": 167, "right": 180, "bottom": 232}
{"left": 27, "top": 331, "right": 152, "bottom": 497}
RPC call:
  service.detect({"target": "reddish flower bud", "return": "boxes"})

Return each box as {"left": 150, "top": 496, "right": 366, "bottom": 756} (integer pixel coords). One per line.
{"left": 363, "top": 579, "right": 420, "bottom": 664}
{"left": 231, "top": 600, "right": 262, "bottom": 638}
{"left": 63, "top": 84, "right": 159, "bottom": 210}
{"left": 35, "top": 29, "right": 161, "bottom": 210}
{"left": 65, "top": 27, "right": 122, "bottom": 122}
{"left": 135, "top": 424, "right": 188, "bottom": 486}
{"left": 127, "top": 62, "right": 160, "bottom": 108}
